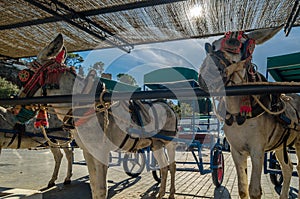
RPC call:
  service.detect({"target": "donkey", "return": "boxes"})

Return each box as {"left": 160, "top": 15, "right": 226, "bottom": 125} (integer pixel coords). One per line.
{"left": 0, "top": 106, "right": 73, "bottom": 188}
{"left": 198, "top": 26, "right": 300, "bottom": 199}
{"left": 17, "top": 34, "right": 178, "bottom": 199}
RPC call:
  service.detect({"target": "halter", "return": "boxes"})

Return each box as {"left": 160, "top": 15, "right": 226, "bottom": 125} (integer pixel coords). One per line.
{"left": 203, "top": 31, "right": 264, "bottom": 124}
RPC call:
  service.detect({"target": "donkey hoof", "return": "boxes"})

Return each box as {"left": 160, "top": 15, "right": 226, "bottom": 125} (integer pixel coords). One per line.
{"left": 63, "top": 180, "right": 71, "bottom": 185}
{"left": 47, "top": 182, "right": 55, "bottom": 188}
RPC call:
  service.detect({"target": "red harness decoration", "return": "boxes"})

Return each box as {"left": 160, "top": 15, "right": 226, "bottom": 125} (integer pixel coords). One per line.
{"left": 18, "top": 69, "right": 31, "bottom": 83}
{"left": 34, "top": 109, "right": 49, "bottom": 128}
{"left": 74, "top": 108, "right": 96, "bottom": 127}
{"left": 19, "top": 60, "right": 71, "bottom": 97}
{"left": 221, "top": 31, "right": 244, "bottom": 54}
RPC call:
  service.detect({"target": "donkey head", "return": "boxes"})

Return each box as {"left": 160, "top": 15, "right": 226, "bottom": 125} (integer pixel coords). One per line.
{"left": 198, "top": 26, "right": 282, "bottom": 92}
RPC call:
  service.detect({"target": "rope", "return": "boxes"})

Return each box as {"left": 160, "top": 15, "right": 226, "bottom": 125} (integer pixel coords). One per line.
{"left": 223, "top": 57, "right": 290, "bottom": 116}
{"left": 40, "top": 126, "right": 74, "bottom": 147}
{"left": 212, "top": 97, "right": 224, "bottom": 122}
{"left": 99, "top": 87, "right": 110, "bottom": 135}
{"left": 237, "top": 81, "right": 300, "bottom": 86}
{"left": 252, "top": 95, "right": 286, "bottom": 115}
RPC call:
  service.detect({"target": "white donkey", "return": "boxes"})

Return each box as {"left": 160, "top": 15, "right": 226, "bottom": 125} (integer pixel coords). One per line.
{"left": 198, "top": 27, "right": 300, "bottom": 199}
{"left": 0, "top": 106, "right": 73, "bottom": 188}
{"left": 17, "top": 34, "right": 178, "bottom": 199}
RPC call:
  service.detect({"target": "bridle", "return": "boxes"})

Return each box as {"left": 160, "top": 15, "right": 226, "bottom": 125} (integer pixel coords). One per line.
{"left": 211, "top": 31, "right": 257, "bottom": 86}
{"left": 12, "top": 55, "right": 76, "bottom": 125}
{"left": 19, "top": 59, "right": 76, "bottom": 98}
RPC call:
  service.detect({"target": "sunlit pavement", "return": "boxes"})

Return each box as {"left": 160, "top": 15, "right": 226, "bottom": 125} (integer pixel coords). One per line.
{"left": 0, "top": 148, "right": 298, "bottom": 198}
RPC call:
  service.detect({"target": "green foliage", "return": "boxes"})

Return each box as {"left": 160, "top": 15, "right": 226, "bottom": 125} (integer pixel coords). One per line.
{"left": 168, "top": 101, "right": 181, "bottom": 119}
{"left": 168, "top": 101, "right": 198, "bottom": 118}
{"left": 0, "top": 77, "right": 19, "bottom": 98}
{"left": 181, "top": 98, "right": 212, "bottom": 114}
{"left": 179, "top": 102, "right": 194, "bottom": 117}
{"left": 117, "top": 73, "right": 137, "bottom": 86}
{"left": 65, "top": 53, "right": 84, "bottom": 67}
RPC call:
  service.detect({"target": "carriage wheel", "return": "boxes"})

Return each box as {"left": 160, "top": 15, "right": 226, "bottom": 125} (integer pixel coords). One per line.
{"left": 269, "top": 153, "right": 283, "bottom": 186}
{"left": 150, "top": 157, "right": 161, "bottom": 183}
{"left": 123, "top": 151, "right": 146, "bottom": 178}
{"left": 152, "top": 170, "right": 161, "bottom": 183}
{"left": 212, "top": 149, "right": 224, "bottom": 187}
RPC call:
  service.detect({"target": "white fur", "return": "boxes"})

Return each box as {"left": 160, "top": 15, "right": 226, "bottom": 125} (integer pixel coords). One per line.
{"left": 0, "top": 107, "right": 73, "bottom": 187}
{"left": 200, "top": 26, "right": 300, "bottom": 199}
{"left": 32, "top": 34, "right": 177, "bottom": 199}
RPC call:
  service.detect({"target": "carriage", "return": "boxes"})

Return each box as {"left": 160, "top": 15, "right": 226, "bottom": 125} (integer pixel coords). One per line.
{"left": 263, "top": 52, "right": 300, "bottom": 186}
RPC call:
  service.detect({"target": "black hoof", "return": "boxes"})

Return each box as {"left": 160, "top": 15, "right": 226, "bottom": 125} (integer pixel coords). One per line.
{"left": 63, "top": 180, "right": 71, "bottom": 185}
{"left": 47, "top": 182, "right": 55, "bottom": 188}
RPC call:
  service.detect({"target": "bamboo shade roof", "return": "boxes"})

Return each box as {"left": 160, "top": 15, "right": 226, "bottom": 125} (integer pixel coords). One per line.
{"left": 0, "top": 0, "right": 299, "bottom": 59}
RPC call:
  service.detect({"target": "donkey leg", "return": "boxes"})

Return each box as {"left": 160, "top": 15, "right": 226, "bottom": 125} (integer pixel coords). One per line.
{"left": 231, "top": 148, "right": 249, "bottom": 199}
{"left": 275, "top": 149, "right": 292, "bottom": 199}
{"left": 62, "top": 145, "right": 73, "bottom": 185}
{"left": 152, "top": 141, "right": 169, "bottom": 199}
{"left": 249, "top": 151, "right": 264, "bottom": 199}
{"left": 48, "top": 147, "right": 63, "bottom": 187}
{"left": 295, "top": 139, "right": 300, "bottom": 198}
{"left": 83, "top": 150, "right": 108, "bottom": 199}
{"left": 165, "top": 142, "right": 176, "bottom": 199}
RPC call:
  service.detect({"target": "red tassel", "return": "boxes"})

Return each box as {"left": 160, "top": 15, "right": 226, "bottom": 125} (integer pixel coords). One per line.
{"left": 240, "top": 96, "right": 252, "bottom": 117}
{"left": 34, "top": 109, "right": 49, "bottom": 128}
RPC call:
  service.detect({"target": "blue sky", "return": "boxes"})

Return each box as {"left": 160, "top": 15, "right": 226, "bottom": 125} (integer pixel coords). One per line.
{"left": 79, "top": 26, "right": 300, "bottom": 85}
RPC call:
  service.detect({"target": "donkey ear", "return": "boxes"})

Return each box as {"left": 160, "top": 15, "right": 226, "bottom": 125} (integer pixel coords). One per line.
{"left": 205, "top": 43, "right": 213, "bottom": 54}
{"left": 55, "top": 46, "right": 67, "bottom": 64}
{"left": 37, "top": 33, "right": 64, "bottom": 63}
{"left": 246, "top": 26, "right": 282, "bottom": 45}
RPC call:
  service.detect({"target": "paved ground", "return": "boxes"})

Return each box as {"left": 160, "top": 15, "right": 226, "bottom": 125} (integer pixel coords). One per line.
{"left": 0, "top": 148, "right": 298, "bottom": 198}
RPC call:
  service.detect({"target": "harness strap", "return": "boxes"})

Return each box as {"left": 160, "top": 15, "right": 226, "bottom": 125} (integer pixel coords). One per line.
{"left": 118, "top": 133, "right": 140, "bottom": 152}
{"left": 129, "top": 137, "right": 139, "bottom": 152}
{"left": 7, "top": 123, "right": 25, "bottom": 148}
{"left": 283, "top": 129, "right": 291, "bottom": 164}
{"left": 225, "top": 60, "right": 247, "bottom": 76}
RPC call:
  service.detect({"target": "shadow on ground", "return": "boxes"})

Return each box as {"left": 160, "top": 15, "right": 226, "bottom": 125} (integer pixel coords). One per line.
{"left": 275, "top": 185, "right": 298, "bottom": 199}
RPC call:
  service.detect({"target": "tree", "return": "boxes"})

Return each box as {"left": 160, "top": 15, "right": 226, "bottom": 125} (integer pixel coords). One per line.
{"left": 65, "top": 53, "right": 84, "bottom": 68}
{"left": 179, "top": 102, "right": 194, "bottom": 117}
{"left": 117, "top": 73, "right": 137, "bottom": 86}
{"left": 0, "top": 77, "right": 19, "bottom": 98}
{"left": 91, "top": 61, "right": 105, "bottom": 75}
{"left": 168, "top": 100, "right": 181, "bottom": 119}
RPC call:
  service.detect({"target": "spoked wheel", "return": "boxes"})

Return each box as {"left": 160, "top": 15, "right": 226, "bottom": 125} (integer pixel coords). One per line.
{"left": 152, "top": 170, "right": 161, "bottom": 183}
{"left": 269, "top": 152, "right": 283, "bottom": 186}
{"left": 123, "top": 151, "right": 146, "bottom": 178}
{"left": 212, "top": 149, "right": 224, "bottom": 187}
{"left": 150, "top": 157, "right": 161, "bottom": 183}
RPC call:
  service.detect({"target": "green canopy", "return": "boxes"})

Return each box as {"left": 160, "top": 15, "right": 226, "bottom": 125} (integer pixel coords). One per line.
{"left": 267, "top": 52, "right": 300, "bottom": 82}
{"left": 144, "top": 67, "right": 199, "bottom": 90}
{"left": 143, "top": 67, "right": 211, "bottom": 114}
{"left": 100, "top": 77, "right": 141, "bottom": 92}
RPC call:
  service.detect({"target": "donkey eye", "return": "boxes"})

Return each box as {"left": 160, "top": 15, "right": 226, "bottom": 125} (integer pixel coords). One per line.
{"left": 212, "top": 45, "right": 216, "bottom": 51}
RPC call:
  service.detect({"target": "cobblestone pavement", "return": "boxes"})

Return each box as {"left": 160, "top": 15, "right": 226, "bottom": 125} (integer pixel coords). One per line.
{"left": 0, "top": 148, "right": 298, "bottom": 198}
